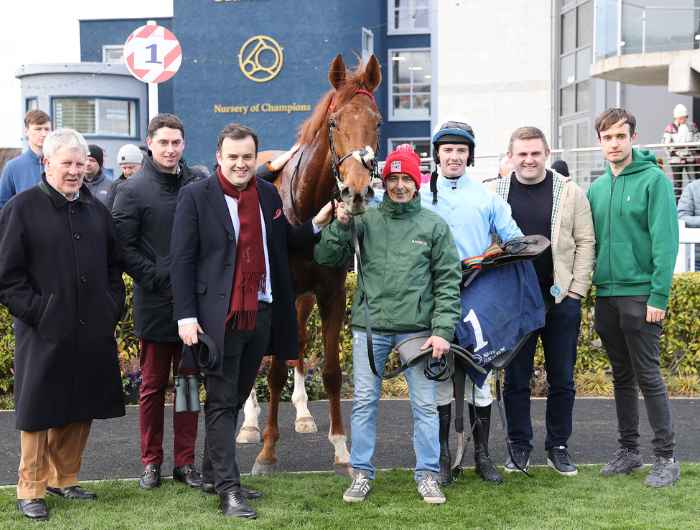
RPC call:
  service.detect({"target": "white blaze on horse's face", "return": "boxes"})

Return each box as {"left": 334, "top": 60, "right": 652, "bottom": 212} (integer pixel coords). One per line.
{"left": 334, "top": 103, "right": 381, "bottom": 215}
{"left": 217, "top": 135, "right": 257, "bottom": 190}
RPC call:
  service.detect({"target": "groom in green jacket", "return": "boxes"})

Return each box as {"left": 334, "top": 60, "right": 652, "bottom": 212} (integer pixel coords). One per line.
{"left": 315, "top": 145, "right": 460, "bottom": 505}
{"left": 587, "top": 108, "right": 680, "bottom": 488}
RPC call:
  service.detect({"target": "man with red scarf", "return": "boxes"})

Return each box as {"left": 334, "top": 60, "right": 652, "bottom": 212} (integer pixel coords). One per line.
{"left": 170, "top": 123, "right": 333, "bottom": 519}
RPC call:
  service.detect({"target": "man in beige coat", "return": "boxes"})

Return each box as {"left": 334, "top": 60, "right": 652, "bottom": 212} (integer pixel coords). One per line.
{"left": 486, "top": 126, "right": 595, "bottom": 476}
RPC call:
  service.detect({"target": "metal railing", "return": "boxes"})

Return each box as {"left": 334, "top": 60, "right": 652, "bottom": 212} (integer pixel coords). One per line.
{"left": 595, "top": 0, "right": 700, "bottom": 60}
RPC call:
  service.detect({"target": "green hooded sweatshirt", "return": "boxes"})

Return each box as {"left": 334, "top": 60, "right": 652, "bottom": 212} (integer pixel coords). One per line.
{"left": 586, "top": 148, "right": 679, "bottom": 309}
{"left": 313, "top": 193, "right": 461, "bottom": 340}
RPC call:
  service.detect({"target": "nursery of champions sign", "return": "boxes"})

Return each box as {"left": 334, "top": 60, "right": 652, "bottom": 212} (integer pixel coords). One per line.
{"left": 124, "top": 24, "right": 182, "bottom": 84}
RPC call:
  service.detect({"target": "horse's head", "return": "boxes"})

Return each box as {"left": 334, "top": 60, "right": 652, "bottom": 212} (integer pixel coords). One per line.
{"left": 326, "top": 54, "right": 382, "bottom": 215}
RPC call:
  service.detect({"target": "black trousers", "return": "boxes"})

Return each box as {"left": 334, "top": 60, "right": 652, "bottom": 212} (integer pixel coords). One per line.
{"left": 202, "top": 303, "right": 272, "bottom": 493}
{"left": 594, "top": 296, "right": 675, "bottom": 458}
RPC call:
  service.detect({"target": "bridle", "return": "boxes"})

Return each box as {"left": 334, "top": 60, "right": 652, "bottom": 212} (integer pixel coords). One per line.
{"left": 326, "top": 88, "right": 381, "bottom": 194}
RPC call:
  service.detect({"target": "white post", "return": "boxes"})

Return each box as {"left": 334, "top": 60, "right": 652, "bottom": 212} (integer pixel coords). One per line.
{"left": 146, "top": 20, "right": 159, "bottom": 120}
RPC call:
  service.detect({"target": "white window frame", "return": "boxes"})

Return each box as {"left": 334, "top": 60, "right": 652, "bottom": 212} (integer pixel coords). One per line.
{"left": 387, "top": 137, "right": 431, "bottom": 160}
{"left": 102, "top": 45, "right": 124, "bottom": 63}
{"left": 387, "top": 0, "right": 430, "bottom": 35}
{"left": 362, "top": 27, "right": 374, "bottom": 63}
{"left": 52, "top": 97, "right": 138, "bottom": 138}
{"left": 388, "top": 47, "right": 431, "bottom": 122}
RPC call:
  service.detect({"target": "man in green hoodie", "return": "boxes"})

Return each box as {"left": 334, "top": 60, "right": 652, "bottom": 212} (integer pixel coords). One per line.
{"left": 587, "top": 108, "right": 680, "bottom": 488}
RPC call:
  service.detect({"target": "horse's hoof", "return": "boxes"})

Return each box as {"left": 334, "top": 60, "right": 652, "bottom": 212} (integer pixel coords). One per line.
{"left": 236, "top": 426, "right": 261, "bottom": 444}
{"left": 251, "top": 459, "right": 277, "bottom": 476}
{"left": 295, "top": 416, "right": 318, "bottom": 433}
{"left": 334, "top": 463, "right": 352, "bottom": 476}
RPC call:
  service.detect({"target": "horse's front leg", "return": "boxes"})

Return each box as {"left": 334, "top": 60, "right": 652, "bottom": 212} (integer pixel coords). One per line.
{"left": 236, "top": 388, "right": 262, "bottom": 444}
{"left": 317, "top": 282, "right": 350, "bottom": 474}
{"left": 252, "top": 356, "right": 286, "bottom": 475}
{"left": 292, "top": 293, "right": 317, "bottom": 433}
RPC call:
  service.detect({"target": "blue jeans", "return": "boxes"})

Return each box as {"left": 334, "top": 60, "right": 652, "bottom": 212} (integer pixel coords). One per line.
{"left": 350, "top": 329, "right": 440, "bottom": 481}
{"left": 504, "top": 296, "right": 581, "bottom": 450}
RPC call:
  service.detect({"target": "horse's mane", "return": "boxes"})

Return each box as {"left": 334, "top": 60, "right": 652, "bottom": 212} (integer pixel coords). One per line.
{"left": 297, "top": 64, "right": 370, "bottom": 146}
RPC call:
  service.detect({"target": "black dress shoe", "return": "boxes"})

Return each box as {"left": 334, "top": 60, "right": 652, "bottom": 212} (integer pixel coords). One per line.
{"left": 219, "top": 490, "right": 257, "bottom": 519}
{"left": 46, "top": 485, "right": 97, "bottom": 500}
{"left": 173, "top": 464, "right": 202, "bottom": 488}
{"left": 203, "top": 482, "right": 263, "bottom": 500}
{"left": 16, "top": 499, "right": 49, "bottom": 520}
{"left": 139, "top": 464, "right": 161, "bottom": 489}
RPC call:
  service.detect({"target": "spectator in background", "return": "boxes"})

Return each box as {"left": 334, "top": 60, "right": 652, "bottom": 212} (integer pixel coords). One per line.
{"left": 0, "top": 110, "right": 51, "bottom": 208}
{"left": 84, "top": 145, "right": 112, "bottom": 206}
{"left": 663, "top": 103, "right": 699, "bottom": 201}
{"left": 551, "top": 159, "right": 570, "bottom": 178}
{"left": 189, "top": 164, "right": 211, "bottom": 180}
{"left": 106, "top": 144, "right": 143, "bottom": 211}
{"left": 678, "top": 178, "right": 700, "bottom": 269}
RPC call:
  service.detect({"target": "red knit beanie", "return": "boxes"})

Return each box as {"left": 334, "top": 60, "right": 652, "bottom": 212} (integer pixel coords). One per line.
{"left": 382, "top": 144, "right": 421, "bottom": 188}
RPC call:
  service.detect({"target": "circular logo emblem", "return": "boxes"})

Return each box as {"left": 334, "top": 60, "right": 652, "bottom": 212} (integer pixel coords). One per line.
{"left": 124, "top": 24, "right": 182, "bottom": 84}
{"left": 238, "top": 35, "right": 284, "bottom": 83}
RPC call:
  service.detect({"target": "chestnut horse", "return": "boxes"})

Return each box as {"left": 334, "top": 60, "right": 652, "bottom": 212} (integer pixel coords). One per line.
{"left": 236, "top": 54, "right": 382, "bottom": 474}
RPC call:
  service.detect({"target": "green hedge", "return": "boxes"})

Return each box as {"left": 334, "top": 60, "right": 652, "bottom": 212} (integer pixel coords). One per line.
{"left": 1, "top": 273, "right": 699, "bottom": 405}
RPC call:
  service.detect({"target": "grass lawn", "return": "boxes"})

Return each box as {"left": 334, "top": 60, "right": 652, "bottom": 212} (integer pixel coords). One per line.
{"left": 1, "top": 465, "right": 698, "bottom": 529}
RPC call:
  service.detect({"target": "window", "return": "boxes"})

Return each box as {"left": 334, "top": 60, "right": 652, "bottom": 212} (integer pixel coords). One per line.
{"left": 362, "top": 28, "right": 374, "bottom": 63}
{"left": 558, "top": 1, "right": 593, "bottom": 118}
{"left": 388, "top": 49, "right": 431, "bottom": 121}
{"left": 102, "top": 45, "right": 124, "bottom": 63}
{"left": 388, "top": 0, "right": 429, "bottom": 35}
{"left": 388, "top": 138, "right": 431, "bottom": 159}
{"left": 52, "top": 98, "right": 137, "bottom": 137}
{"left": 25, "top": 98, "right": 38, "bottom": 112}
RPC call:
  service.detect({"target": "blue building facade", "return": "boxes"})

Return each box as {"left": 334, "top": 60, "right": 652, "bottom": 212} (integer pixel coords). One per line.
{"left": 79, "top": 0, "right": 431, "bottom": 167}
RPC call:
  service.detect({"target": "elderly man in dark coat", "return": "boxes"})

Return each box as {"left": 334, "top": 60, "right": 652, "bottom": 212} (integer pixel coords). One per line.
{"left": 0, "top": 128, "right": 125, "bottom": 521}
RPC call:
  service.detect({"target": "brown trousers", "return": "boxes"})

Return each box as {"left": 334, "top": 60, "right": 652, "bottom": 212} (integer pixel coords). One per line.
{"left": 17, "top": 420, "right": 92, "bottom": 499}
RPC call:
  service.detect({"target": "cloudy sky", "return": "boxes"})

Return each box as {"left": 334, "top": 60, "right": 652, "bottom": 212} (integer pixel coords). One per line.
{"left": 0, "top": 0, "right": 172, "bottom": 147}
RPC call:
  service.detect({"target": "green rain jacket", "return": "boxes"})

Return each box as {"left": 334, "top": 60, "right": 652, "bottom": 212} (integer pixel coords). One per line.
{"left": 587, "top": 148, "right": 679, "bottom": 310}
{"left": 314, "top": 194, "right": 461, "bottom": 340}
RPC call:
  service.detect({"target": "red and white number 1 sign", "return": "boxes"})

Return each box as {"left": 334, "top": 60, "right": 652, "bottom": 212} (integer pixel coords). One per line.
{"left": 124, "top": 24, "right": 182, "bottom": 84}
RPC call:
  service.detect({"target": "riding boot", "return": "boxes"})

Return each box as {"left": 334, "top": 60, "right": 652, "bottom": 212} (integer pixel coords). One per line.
{"left": 437, "top": 404, "right": 452, "bottom": 486}
{"left": 469, "top": 404, "right": 503, "bottom": 484}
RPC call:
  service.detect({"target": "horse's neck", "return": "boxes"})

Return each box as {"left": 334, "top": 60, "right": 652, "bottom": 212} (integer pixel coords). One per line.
{"left": 289, "top": 137, "right": 334, "bottom": 222}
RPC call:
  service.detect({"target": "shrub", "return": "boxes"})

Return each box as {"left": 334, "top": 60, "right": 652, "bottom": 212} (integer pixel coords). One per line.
{"left": 1, "top": 272, "right": 699, "bottom": 405}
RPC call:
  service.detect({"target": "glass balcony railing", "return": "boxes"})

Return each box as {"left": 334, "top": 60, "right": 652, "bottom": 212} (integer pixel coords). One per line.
{"left": 594, "top": 0, "right": 700, "bottom": 60}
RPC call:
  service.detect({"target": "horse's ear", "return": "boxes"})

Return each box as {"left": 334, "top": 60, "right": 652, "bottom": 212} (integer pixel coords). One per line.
{"left": 328, "top": 54, "right": 347, "bottom": 89}
{"left": 363, "top": 55, "right": 382, "bottom": 92}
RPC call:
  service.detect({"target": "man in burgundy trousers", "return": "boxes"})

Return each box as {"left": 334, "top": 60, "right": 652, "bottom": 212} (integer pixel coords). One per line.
{"left": 112, "top": 114, "right": 202, "bottom": 489}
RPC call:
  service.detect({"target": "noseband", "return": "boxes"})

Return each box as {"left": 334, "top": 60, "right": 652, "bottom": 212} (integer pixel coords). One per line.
{"left": 327, "top": 89, "right": 380, "bottom": 194}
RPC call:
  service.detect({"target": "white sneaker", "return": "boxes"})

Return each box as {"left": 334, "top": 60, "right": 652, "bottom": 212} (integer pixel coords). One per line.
{"left": 343, "top": 471, "right": 371, "bottom": 502}
{"left": 417, "top": 474, "right": 446, "bottom": 504}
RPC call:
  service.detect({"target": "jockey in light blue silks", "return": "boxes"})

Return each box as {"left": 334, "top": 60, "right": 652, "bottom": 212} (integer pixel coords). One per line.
{"left": 420, "top": 120, "right": 524, "bottom": 485}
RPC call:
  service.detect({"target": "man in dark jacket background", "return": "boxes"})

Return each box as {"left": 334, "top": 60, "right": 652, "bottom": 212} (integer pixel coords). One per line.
{"left": 112, "top": 114, "right": 202, "bottom": 491}
{"left": 171, "top": 123, "right": 332, "bottom": 518}
{"left": 0, "top": 128, "right": 125, "bottom": 521}
{"left": 85, "top": 144, "right": 113, "bottom": 206}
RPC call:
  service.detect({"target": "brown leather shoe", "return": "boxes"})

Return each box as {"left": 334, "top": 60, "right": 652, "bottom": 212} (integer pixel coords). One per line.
{"left": 16, "top": 499, "right": 49, "bottom": 520}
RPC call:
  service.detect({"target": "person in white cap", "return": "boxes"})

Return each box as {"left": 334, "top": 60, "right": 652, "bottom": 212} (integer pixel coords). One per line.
{"left": 107, "top": 144, "right": 144, "bottom": 210}
{"left": 663, "top": 103, "right": 699, "bottom": 201}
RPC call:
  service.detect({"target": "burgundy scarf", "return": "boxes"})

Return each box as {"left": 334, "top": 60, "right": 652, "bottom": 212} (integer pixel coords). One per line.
{"left": 217, "top": 167, "right": 266, "bottom": 330}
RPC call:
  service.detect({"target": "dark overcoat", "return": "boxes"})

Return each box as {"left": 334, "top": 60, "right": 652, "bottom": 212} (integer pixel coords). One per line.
{"left": 0, "top": 178, "right": 126, "bottom": 431}
{"left": 111, "top": 156, "right": 197, "bottom": 342}
{"left": 170, "top": 177, "right": 317, "bottom": 374}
